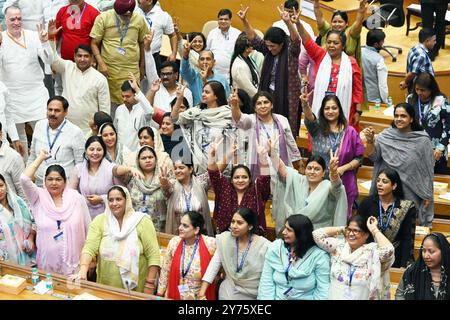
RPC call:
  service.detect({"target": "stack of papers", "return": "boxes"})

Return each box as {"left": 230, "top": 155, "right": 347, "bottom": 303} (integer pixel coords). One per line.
{"left": 359, "top": 180, "right": 372, "bottom": 190}
{"left": 438, "top": 192, "right": 450, "bottom": 201}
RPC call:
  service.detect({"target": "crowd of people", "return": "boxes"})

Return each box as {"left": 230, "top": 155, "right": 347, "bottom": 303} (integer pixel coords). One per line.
{"left": 0, "top": 0, "right": 449, "bottom": 300}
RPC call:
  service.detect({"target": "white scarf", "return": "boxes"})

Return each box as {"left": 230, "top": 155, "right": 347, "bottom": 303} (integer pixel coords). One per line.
{"left": 105, "top": 186, "right": 147, "bottom": 290}
{"left": 312, "top": 52, "right": 353, "bottom": 120}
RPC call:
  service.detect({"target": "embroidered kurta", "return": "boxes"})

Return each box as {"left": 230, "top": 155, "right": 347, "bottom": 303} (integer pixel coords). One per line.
{"left": 158, "top": 235, "right": 216, "bottom": 299}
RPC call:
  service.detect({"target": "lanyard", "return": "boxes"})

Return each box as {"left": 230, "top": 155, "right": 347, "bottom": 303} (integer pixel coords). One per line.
{"left": 181, "top": 180, "right": 193, "bottom": 212}
{"left": 181, "top": 236, "right": 200, "bottom": 279}
{"left": 348, "top": 265, "right": 357, "bottom": 286}
{"left": 417, "top": 98, "right": 429, "bottom": 124}
{"left": 115, "top": 14, "right": 130, "bottom": 47}
{"left": 329, "top": 132, "right": 341, "bottom": 152}
{"left": 260, "top": 120, "right": 277, "bottom": 140}
{"left": 236, "top": 235, "right": 253, "bottom": 273}
{"left": 7, "top": 31, "right": 26, "bottom": 49}
{"left": 47, "top": 119, "right": 67, "bottom": 153}
{"left": 145, "top": 16, "right": 152, "bottom": 27}
{"left": 56, "top": 220, "right": 62, "bottom": 230}
{"left": 285, "top": 251, "right": 295, "bottom": 284}
{"left": 378, "top": 200, "right": 395, "bottom": 232}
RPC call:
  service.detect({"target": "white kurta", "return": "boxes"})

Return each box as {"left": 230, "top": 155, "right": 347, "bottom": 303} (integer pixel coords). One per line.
{"left": 0, "top": 81, "right": 18, "bottom": 142}
{"left": 0, "top": 30, "right": 54, "bottom": 123}
{"left": 114, "top": 91, "right": 154, "bottom": 151}
{"left": 51, "top": 47, "right": 110, "bottom": 135}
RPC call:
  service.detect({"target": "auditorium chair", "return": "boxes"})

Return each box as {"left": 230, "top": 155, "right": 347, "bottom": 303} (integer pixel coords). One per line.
{"left": 365, "top": 0, "right": 405, "bottom": 62}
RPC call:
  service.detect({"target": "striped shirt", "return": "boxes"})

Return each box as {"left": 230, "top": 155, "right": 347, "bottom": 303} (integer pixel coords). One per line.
{"left": 406, "top": 43, "right": 435, "bottom": 76}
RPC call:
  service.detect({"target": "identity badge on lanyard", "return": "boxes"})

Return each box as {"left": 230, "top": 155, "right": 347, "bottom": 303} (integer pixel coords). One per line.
{"left": 283, "top": 251, "right": 297, "bottom": 298}
{"left": 417, "top": 98, "right": 427, "bottom": 125}
{"left": 46, "top": 119, "right": 67, "bottom": 163}
{"left": 236, "top": 235, "right": 252, "bottom": 273}
{"left": 378, "top": 200, "right": 395, "bottom": 232}
{"left": 115, "top": 14, "right": 130, "bottom": 55}
{"left": 182, "top": 180, "right": 193, "bottom": 212}
{"left": 343, "top": 265, "right": 357, "bottom": 300}
{"left": 179, "top": 236, "right": 200, "bottom": 294}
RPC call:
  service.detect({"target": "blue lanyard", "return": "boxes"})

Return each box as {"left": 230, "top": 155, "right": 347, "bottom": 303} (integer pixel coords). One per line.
{"left": 47, "top": 119, "right": 67, "bottom": 153}
{"left": 145, "top": 16, "right": 152, "bottom": 27}
{"left": 181, "top": 236, "right": 200, "bottom": 279}
{"left": 378, "top": 200, "right": 395, "bottom": 232}
{"left": 417, "top": 98, "right": 428, "bottom": 124}
{"left": 348, "top": 265, "right": 357, "bottom": 286}
{"left": 260, "top": 121, "right": 276, "bottom": 140}
{"left": 285, "top": 251, "right": 295, "bottom": 284}
{"left": 181, "top": 180, "right": 193, "bottom": 212}
{"left": 115, "top": 14, "right": 130, "bottom": 46}
{"left": 329, "top": 132, "right": 341, "bottom": 152}
{"left": 236, "top": 235, "right": 253, "bottom": 273}
{"left": 56, "top": 220, "right": 62, "bottom": 230}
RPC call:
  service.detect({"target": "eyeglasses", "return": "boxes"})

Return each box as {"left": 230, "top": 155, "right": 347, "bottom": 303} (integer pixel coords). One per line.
{"left": 344, "top": 227, "right": 362, "bottom": 235}
{"left": 161, "top": 72, "right": 174, "bottom": 78}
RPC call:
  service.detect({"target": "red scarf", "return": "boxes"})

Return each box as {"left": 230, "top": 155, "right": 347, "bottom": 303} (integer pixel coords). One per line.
{"left": 167, "top": 235, "right": 216, "bottom": 300}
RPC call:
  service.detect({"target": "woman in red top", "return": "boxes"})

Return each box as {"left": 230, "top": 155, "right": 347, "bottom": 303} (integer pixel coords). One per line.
{"left": 295, "top": 19, "right": 363, "bottom": 131}
{"left": 207, "top": 141, "right": 271, "bottom": 235}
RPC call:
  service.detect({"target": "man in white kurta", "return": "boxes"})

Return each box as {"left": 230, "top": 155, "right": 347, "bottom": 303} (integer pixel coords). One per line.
{"left": 2, "top": 0, "right": 43, "bottom": 30}
{"left": 50, "top": 40, "right": 110, "bottom": 135}
{"left": 114, "top": 77, "right": 154, "bottom": 151}
{"left": 206, "top": 9, "right": 241, "bottom": 81}
{"left": 0, "top": 6, "right": 54, "bottom": 161}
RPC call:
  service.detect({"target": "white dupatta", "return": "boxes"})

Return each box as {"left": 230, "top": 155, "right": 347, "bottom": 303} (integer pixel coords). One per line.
{"left": 312, "top": 52, "right": 353, "bottom": 120}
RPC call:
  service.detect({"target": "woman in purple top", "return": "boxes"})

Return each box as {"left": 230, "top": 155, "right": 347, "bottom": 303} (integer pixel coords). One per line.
{"left": 302, "top": 91, "right": 365, "bottom": 220}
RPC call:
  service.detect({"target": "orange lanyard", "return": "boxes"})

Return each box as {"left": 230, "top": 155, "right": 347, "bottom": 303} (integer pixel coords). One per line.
{"left": 7, "top": 31, "right": 27, "bottom": 49}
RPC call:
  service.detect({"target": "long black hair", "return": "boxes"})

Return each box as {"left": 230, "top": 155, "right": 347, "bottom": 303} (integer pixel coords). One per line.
{"left": 376, "top": 168, "right": 405, "bottom": 199}
{"left": 230, "top": 32, "right": 259, "bottom": 88}
{"left": 199, "top": 81, "right": 228, "bottom": 109}
{"left": 392, "top": 103, "right": 423, "bottom": 131}
{"left": 411, "top": 72, "right": 444, "bottom": 107}
{"left": 401, "top": 233, "right": 450, "bottom": 300}
{"left": 234, "top": 207, "right": 259, "bottom": 236}
{"left": 318, "top": 94, "right": 348, "bottom": 135}
{"left": 183, "top": 211, "right": 207, "bottom": 235}
{"left": 284, "top": 214, "right": 316, "bottom": 259}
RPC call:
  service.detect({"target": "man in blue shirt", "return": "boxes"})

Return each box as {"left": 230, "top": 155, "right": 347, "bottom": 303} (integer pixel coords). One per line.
{"left": 400, "top": 28, "right": 435, "bottom": 93}
{"left": 180, "top": 42, "right": 230, "bottom": 106}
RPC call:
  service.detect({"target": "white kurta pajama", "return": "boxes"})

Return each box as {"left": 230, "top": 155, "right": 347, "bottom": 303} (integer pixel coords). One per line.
{"left": 51, "top": 45, "right": 110, "bottom": 135}
{"left": 0, "top": 30, "right": 54, "bottom": 124}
